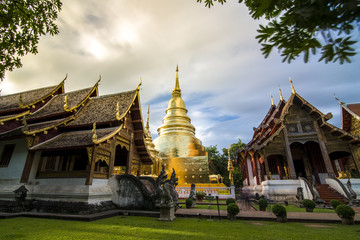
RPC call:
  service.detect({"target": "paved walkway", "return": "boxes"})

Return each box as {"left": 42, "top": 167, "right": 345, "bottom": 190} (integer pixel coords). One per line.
{"left": 1, "top": 207, "right": 359, "bottom": 224}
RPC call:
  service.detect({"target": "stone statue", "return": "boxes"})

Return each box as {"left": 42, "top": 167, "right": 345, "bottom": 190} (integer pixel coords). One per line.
{"left": 156, "top": 165, "right": 179, "bottom": 221}
{"left": 296, "top": 187, "right": 304, "bottom": 201}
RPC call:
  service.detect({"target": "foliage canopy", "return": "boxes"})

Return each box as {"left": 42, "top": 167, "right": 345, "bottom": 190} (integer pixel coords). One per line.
{"left": 206, "top": 139, "right": 245, "bottom": 188}
{"left": 0, "top": 0, "right": 62, "bottom": 80}
{"left": 197, "top": 0, "right": 360, "bottom": 64}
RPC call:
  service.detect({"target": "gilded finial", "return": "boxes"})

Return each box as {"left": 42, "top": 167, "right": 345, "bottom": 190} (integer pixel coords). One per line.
{"left": 228, "top": 146, "right": 231, "bottom": 161}
{"left": 63, "top": 95, "right": 68, "bottom": 110}
{"left": 173, "top": 65, "right": 181, "bottom": 96}
{"left": 116, "top": 101, "right": 121, "bottom": 120}
{"left": 289, "top": 76, "right": 296, "bottom": 94}
{"left": 334, "top": 94, "right": 344, "bottom": 105}
{"left": 92, "top": 122, "right": 97, "bottom": 141}
{"left": 270, "top": 94, "right": 275, "bottom": 106}
{"left": 98, "top": 75, "right": 101, "bottom": 83}
{"left": 279, "top": 86, "right": 284, "bottom": 101}
{"left": 146, "top": 104, "right": 150, "bottom": 130}
{"left": 136, "top": 77, "right": 142, "bottom": 91}
{"left": 63, "top": 74, "right": 68, "bottom": 82}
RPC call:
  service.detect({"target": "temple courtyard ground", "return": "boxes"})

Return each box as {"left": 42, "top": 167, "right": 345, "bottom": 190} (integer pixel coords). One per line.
{"left": 1, "top": 215, "right": 360, "bottom": 240}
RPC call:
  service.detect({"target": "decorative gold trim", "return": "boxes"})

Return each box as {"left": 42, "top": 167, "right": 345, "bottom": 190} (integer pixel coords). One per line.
{"left": 19, "top": 77, "right": 66, "bottom": 109}
{"left": 23, "top": 115, "right": 75, "bottom": 135}
{"left": 116, "top": 102, "right": 121, "bottom": 120}
{"left": 92, "top": 122, "right": 97, "bottom": 140}
{"left": 86, "top": 147, "right": 93, "bottom": 163}
{"left": 64, "top": 79, "right": 100, "bottom": 112}
{"left": 93, "top": 123, "right": 124, "bottom": 144}
{"left": 0, "top": 110, "right": 30, "bottom": 125}
{"left": 25, "top": 137, "right": 35, "bottom": 148}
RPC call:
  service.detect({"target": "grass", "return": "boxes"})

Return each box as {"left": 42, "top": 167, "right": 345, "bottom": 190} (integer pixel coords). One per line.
{"left": 1, "top": 216, "right": 359, "bottom": 240}
{"left": 253, "top": 204, "right": 335, "bottom": 213}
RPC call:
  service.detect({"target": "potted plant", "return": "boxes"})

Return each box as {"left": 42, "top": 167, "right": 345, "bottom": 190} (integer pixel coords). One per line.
{"left": 330, "top": 200, "right": 341, "bottom": 210}
{"left": 185, "top": 198, "right": 193, "bottom": 209}
{"left": 226, "top": 198, "right": 236, "bottom": 205}
{"left": 259, "top": 198, "right": 268, "bottom": 211}
{"left": 227, "top": 203, "right": 240, "bottom": 220}
{"left": 196, "top": 191, "right": 206, "bottom": 202}
{"left": 302, "top": 199, "right": 315, "bottom": 212}
{"left": 272, "top": 204, "right": 287, "bottom": 223}
{"left": 335, "top": 205, "right": 355, "bottom": 225}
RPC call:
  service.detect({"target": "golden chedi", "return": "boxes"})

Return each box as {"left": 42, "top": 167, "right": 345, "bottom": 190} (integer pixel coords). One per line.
{"left": 153, "top": 66, "right": 210, "bottom": 185}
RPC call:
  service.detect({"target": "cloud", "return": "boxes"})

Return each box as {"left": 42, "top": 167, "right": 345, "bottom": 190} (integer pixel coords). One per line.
{"left": 3, "top": 0, "right": 360, "bottom": 150}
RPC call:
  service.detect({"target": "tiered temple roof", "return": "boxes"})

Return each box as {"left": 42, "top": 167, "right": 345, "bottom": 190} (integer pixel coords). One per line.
{"left": 241, "top": 82, "right": 360, "bottom": 157}
{"left": 0, "top": 78, "right": 153, "bottom": 164}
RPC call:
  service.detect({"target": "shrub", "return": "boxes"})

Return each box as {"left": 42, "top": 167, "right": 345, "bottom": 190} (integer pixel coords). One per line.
{"left": 227, "top": 203, "right": 240, "bottom": 215}
{"left": 259, "top": 198, "right": 268, "bottom": 210}
{"left": 226, "top": 198, "right": 236, "bottom": 205}
{"left": 272, "top": 204, "right": 286, "bottom": 217}
{"left": 196, "top": 192, "right": 206, "bottom": 198}
{"left": 302, "top": 199, "right": 315, "bottom": 209}
{"left": 330, "top": 200, "right": 341, "bottom": 209}
{"left": 185, "top": 198, "right": 193, "bottom": 208}
{"left": 335, "top": 205, "right": 355, "bottom": 219}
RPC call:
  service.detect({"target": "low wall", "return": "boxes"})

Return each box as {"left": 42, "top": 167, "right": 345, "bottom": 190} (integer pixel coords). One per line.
{"left": 261, "top": 180, "right": 300, "bottom": 201}
{"left": 176, "top": 186, "right": 236, "bottom": 199}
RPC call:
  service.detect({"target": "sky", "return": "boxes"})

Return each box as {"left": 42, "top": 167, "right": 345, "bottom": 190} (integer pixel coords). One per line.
{"left": 2, "top": 0, "right": 360, "bottom": 150}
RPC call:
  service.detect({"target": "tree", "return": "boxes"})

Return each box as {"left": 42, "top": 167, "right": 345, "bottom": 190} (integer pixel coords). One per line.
{"left": 0, "top": 0, "right": 62, "bottom": 80}
{"left": 206, "top": 139, "right": 245, "bottom": 188}
{"left": 196, "top": 0, "right": 360, "bottom": 64}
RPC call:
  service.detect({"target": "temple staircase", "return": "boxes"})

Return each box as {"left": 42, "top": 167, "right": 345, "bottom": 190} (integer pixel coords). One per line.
{"left": 315, "top": 184, "right": 346, "bottom": 205}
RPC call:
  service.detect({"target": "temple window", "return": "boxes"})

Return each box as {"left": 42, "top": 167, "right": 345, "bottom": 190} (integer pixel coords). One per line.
{"left": 39, "top": 149, "right": 88, "bottom": 173}
{"left": 0, "top": 144, "right": 15, "bottom": 167}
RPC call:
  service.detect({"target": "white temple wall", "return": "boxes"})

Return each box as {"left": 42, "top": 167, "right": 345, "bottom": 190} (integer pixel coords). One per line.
{"left": 0, "top": 139, "right": 27, "bottom": 180}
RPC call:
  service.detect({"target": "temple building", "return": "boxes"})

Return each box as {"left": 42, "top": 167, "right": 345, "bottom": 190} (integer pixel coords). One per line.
{"left": 0, "top": 77, "right": 155, "bottom": 212}
{"left": 238, "top": 81, "right": 360, "bottom": 201}
{"left": 153, "top": 66, "right": 210, "bottom": 184}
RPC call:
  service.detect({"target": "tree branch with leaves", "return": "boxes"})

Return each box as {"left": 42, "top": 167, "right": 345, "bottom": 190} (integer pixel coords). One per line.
{"left": 0, "top": 0, "right": 62, "bottom": 80}
{"left": 197, "top": 0, "right": 360, "bottom": 64}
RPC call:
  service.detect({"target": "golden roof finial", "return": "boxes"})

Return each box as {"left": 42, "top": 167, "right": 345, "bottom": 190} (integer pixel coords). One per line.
{"left": 228, "top": 146, "right": 231, "bottom": 161}
{"left": 63, "top": 73, "right": 68, "bottom": 82}
{"left": 334, "top": 94, "right": 344, "bottom": 105}
{"left": 270, "top": 93, "right": 275, "bottom": 106}
{"left": 116, "top": 101, "right": 121, "bottom": 120}
{"left": 279, "top": 86, "right": 284, "bottom": 101}
{"left": 136, "top": 77, "right": 142, "bottom": 91}
{"left": 92, "top": 122, "right": 97, "bottom": 141}
{"left": 63, "top": 95, "right": 69, "bottom": 110}
{"left": 146, "top": 104, "right": 150, "bottom": 130}
{"left": 173, "top": 65, "right": 181, "bottom": 96}
{"left": 289, "top": 76, "right": 296, "bottom": 94}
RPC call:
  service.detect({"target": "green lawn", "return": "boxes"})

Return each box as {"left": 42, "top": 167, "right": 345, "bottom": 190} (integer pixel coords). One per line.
{"left": 1, "top": 216, "right": 359, "bottom": 240}
{"left": 253, "top": 204, "right": 336, "bottom": 213}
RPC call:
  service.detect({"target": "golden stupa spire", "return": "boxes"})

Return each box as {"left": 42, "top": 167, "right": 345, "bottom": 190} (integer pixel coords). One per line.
{"left": 270, "top": 94, "right": 275, "bottom": 106}
{"left": 172, "top": 65, "right": 181, "bottom": 97}
{"left": 279, "top": 86, "right": 284, "bottom": 101}
{"left": 289, "top": 76, "right": 296, "bottom": 94}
